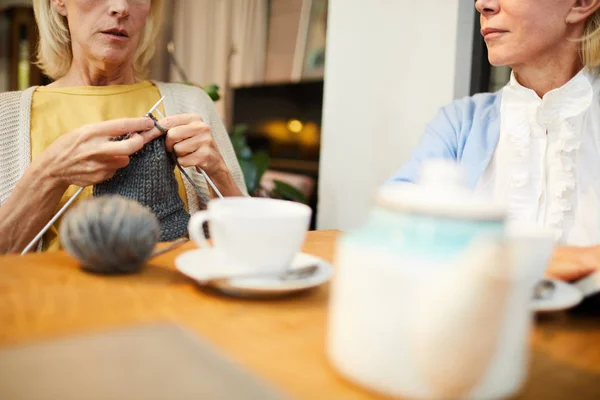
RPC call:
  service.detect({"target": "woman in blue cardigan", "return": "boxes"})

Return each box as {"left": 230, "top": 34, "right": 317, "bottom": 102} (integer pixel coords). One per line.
{"left": 391, "top": 0, "right": 600, "bottom": 281}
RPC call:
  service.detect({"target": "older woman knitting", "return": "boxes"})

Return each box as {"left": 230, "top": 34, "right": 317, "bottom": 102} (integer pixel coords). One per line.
{"left": 390, "top": 0, "right": 600, "bottom": 282}
{"left": 0, "top": 0, "right": 246, "bottom": 253}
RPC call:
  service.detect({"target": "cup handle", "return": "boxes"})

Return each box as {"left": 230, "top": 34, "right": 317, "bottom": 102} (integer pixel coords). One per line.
{"left": 188, "top": 211, "right": 211, "bottom": 248}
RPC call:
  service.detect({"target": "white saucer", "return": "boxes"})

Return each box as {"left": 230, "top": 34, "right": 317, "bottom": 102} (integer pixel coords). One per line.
{"left": 531, "top": 279, "right": 584, "bottom": 312}
{"left": 175, "top": 249, "right": 334, "bottom": 298}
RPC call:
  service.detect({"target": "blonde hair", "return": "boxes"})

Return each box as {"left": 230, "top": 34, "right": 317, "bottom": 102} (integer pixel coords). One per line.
{"left": 581, "top": 9, "right": 600, "bottom": 68}
{"left": 33, "top": 0, "right": 163, "bottom": 80}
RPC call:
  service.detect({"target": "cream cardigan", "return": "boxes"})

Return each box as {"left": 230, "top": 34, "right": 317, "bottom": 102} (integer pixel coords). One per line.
{"left": 0, "top": 82, "right": 247, "bottom": 215}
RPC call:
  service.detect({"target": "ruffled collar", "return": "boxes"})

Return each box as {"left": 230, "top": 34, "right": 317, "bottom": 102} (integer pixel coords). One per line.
{"left": 500, "top": 68, "right": 596, "bottom": 242}
{"left": 506, "top": 68, "right": 594, "bottom": 127}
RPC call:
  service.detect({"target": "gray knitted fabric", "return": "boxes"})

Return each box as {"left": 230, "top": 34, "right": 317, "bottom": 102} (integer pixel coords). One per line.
{"left": 93, "top": 135, "right": 189, "bottom": 242}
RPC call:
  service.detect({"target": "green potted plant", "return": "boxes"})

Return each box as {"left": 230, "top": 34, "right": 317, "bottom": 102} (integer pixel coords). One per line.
{"left": 230, "top": 123, "right": 308, "bottom": 203}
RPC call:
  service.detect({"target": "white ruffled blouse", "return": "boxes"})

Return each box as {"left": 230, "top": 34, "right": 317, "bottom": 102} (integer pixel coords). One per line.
{"left": 477, "top": 68, "right": 600, "bottom": 245}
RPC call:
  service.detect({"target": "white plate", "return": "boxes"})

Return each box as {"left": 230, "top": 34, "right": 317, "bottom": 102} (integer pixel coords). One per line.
{"left": 175, "top": 249, "right": 334, "bottom": 298}
{"left": 531, "top": 279, "right": 584, "bottom": 312}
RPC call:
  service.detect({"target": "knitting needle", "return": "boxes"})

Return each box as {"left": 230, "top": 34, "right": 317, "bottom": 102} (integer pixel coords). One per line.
{"left": 198, "top": 168, "right": 224, "bottom": 199}
{"left": 21, "top": 186, "right": 85, "bottom": 255}
{"left": 152, "top": 104, "right": 224, "bottom": 199}
{"left": 148, "top": 96, "right": 165, "bottom": 116}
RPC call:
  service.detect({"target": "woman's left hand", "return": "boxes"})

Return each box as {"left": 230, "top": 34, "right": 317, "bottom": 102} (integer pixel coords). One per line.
{"left": 153, "top": 113, "right": 243, "bottom": 197}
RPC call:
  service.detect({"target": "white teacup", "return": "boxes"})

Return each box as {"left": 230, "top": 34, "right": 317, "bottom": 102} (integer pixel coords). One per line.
{"left": 504, "top": 222, "right": 556, "bottom": 284}
{"left": 188, "top": 197, "right": 312, "bottom": 273}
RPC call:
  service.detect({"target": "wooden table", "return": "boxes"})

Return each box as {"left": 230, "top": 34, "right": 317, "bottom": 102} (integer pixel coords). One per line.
{"left": 1, "top": 230, "right": 600, "bottom": 399}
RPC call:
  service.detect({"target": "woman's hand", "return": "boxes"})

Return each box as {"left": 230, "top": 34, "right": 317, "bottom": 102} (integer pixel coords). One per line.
{"left": 152, "top": 113, "right": 244, "bottom": 197}
{"left": 546, "top": 245, "right": 600, "bottom": 282}
{"left": 0, "top": 117, "right": 160, "bottom": 253}
{"left": 38, "top": 117, "right": 158, "bottom": 188}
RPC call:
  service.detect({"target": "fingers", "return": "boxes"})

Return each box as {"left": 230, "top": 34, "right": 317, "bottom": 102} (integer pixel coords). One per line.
{"left": 578, "top": 247, "right": 600, "bottom": 271}
{"left": 158, "top": 116, "right": 222, "bottom": 170}
{"left": 546, "top": 246, "right": 599, "bottom": 281}
{"left": 158, "top": 114, "right": 204, "bottom": 130}
{"left": 69, "top": 160, "right": 124, "bottom": 186}
{"left": 104, "top": 155, "right": 131, "bottom": 169}
{"left": 97, "top": 168, "right": 120, "bottom": 184}
{"left": 74, "top": 114, "right": 221, "bottom": 178}
{"left": 165, "top": 121, "right": 211, "bottom": 152}
{"left": 177, "top": 147, "right": 217, "bottom": 169}
{"left": 143, "top": 114, "right": 206, "bottom": 149}
{"left": 546, "top": 261, "right": 594, "bottom": 282}
{"left": 172, "top": 132, "right": 213, "bottom": 156}
{"left": 97, "top": 132, "right": 145, "bottom": 156}
{"left": 139, "top": 124, "right": 165, "bottom": 145}
{"left": 88, "top": 155, "right": 130, "bottom": 174}
{"left": 82, "top": 117, "right": 155, "bottom": 138}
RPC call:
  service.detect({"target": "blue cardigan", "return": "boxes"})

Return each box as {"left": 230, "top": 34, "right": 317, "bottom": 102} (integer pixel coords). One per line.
{"left": 389, "top": 91, "right": 503, "bottom": 188}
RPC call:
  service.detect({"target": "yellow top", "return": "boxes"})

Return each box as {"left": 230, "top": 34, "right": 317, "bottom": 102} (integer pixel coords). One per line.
{"left": 30, "top": 81, "right": 188, "bottom": 251}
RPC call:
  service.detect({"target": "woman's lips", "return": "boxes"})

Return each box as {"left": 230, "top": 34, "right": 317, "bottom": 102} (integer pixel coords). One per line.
{"left": 101, "top": 29, "right": 129, "bottom": 41}
{"left": 481, "top": 28, "right": 508, "bottom": 40}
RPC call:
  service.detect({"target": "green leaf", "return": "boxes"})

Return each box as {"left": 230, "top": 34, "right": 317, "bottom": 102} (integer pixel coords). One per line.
{"left": 238, "top": 147, "right": 253, "bottom": 160}
{"left": 230, "top": 134, "right": 245, "bottom": 152}
{"left": 252, "top": 151, "right": 270, "bottom": 183}
{"left": 230, "top": 124, "right": 252, "bottom": 159}
{"left": 239, "top": 159, "right": 258, "bottom": 194}
{"left": 230, "top": 123, "right": 268, "bottom": 195}
{"left": 232, "top": 123, "right": 249, "bottom": 136}
{"left": 204, "top": 83, "right": 220, "bottom": 92}
{"left": 180, "top": 82, "right": 221, "bottom": 102}
{"left": 202, "top": 84, "right": 221, "bottom": 101}
{"left": 271, "top": 180, "right": 308, "bottom": 204}
{"left": 230, "top": 134, "right": 252, "bottom": 160}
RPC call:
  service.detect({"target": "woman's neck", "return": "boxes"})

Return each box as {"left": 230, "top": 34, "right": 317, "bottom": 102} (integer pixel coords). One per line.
{"left": 48, "top": 58, "right": 138, "bottom": 87}
{"left": 511, "top": 42, "right": 583, "bottom": 98}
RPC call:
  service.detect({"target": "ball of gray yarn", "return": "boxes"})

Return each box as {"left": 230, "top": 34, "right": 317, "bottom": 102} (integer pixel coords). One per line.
{"left": 60, "top": 195, "right": 160, "bottom": 274}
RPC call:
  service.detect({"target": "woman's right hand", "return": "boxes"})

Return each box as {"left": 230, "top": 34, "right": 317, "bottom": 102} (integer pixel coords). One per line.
{"left": 546, "top": 245, "right": 600, "bottom": 282}
{"left": 37, "top": 117, "right": 159, "bottom": 188}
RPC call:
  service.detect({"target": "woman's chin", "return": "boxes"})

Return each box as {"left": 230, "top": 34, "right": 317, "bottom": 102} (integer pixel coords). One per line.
{"left": 487, "top": 54, "right": 513, "bottom": 68}
{"left": 94, "top": 52, "right": 132, "bottom": 70}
